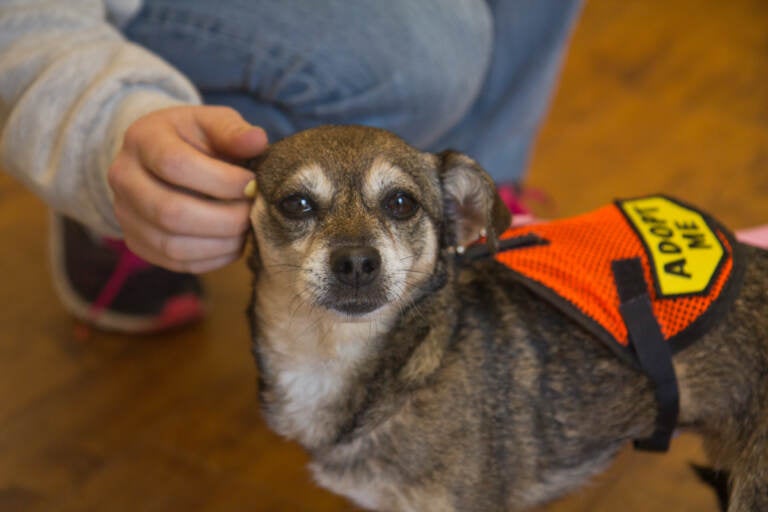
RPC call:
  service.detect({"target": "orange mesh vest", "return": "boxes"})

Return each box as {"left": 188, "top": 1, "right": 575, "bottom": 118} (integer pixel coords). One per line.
{"left": 470, "top": 195, "right": 746, "bottom": 451}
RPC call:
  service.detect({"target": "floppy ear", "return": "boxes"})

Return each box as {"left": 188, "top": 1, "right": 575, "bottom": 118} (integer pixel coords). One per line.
{"left": 438, "top": 150, "right": 512, "bottom": 253}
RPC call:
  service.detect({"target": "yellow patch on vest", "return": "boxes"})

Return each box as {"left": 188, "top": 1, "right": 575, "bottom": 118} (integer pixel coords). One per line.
{"left": 619, "top": 196, "right": 724, "bottom": 296}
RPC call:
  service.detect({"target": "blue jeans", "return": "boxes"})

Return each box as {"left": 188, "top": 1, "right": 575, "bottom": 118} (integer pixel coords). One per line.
{"left": 124, "top": 0, "right": 581, "bottom": 182}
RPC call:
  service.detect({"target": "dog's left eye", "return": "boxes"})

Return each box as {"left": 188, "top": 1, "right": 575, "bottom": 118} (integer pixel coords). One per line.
{"left": 278, "top": 194, "right": 316, "bottom": 219}
{"left": 382, "top": 190, "right": 419, "bottom": 220}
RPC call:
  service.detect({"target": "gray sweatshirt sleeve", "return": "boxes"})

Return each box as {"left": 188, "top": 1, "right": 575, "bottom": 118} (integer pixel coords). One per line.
{"left": 0, "top": 0, "right": 201, "bottom": 236}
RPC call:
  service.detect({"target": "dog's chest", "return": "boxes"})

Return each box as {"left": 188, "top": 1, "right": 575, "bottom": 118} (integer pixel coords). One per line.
{"left": 257, "top": 312, "right": 382, "bottom": 446}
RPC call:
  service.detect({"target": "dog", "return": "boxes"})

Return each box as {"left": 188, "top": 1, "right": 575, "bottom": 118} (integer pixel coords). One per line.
{"left": 245, "top": 125, "right": 768, "bottom": 512}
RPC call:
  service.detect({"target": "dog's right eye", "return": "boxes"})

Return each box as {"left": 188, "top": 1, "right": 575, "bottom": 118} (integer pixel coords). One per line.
{"left": 277, "top": 194, "right": 316, "bottom": 219}
{"left": 382, "top": 190, "right": 419, "bottom": 220}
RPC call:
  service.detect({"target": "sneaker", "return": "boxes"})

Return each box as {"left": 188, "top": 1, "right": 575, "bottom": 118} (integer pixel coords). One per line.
{"left": 496, "top": 183, "right": 550, "bottom": 226}
{"left": 48, "top": 214, "right": 206, "bottom": 334}
{"left": 737, "top": 224, "right": 768, "bottom": 249}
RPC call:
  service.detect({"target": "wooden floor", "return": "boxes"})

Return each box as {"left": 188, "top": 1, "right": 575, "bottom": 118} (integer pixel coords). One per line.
{"left": 1, "top": 0, "right": 766, "bottom": 510}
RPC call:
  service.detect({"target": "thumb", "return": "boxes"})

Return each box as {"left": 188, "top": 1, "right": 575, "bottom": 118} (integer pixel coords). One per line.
{"left": 195, "top": 106, "right": 269, "bottom": 159}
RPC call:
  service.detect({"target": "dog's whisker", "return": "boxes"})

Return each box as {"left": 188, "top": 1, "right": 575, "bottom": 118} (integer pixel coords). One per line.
{"left": 287, "top": 287, "right": 316, "bottom": 321}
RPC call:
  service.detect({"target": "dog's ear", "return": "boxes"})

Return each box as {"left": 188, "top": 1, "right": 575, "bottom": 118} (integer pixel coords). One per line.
{"left": 244, "top": 152, "right": 268, "bottom": 174}
{"left": 438, "top": 150, "right": 511, "bottom": 253}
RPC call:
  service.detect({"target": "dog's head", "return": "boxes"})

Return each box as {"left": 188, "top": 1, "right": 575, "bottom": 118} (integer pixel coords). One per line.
{"left": 247, "top": 125, "right": 510, "bottom": 319}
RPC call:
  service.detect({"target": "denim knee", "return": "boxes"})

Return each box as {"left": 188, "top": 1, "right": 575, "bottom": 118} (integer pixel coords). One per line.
{"left": 125, "top": 0, "right": 493, "bottom": 147}
{"left": 283, "top": 2, "right": 495, "bottom": 148}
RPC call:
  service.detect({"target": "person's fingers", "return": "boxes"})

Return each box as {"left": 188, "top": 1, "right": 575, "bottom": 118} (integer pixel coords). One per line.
{"left": 113, "top": 200, "right": 244, "bottom": 262}
{"left": 120, "top": 106, "right": 267, "bottom": 200}
{"left": 184, "top": 253, "right": 243, "bottom": 274}
{"left": 139, "top": 128, "right": 256, "bottom": 200}
{"left": 115, "top": 198, "right": 244, "bottom": 273}
{"left": 124, "top": 231, "right": 242, "bottom": 273}
{"left": 187, "top": 106, "right": 269, "bottom": 159}
{"left": 109, "top": 156, "right": 251, "bottom": 238}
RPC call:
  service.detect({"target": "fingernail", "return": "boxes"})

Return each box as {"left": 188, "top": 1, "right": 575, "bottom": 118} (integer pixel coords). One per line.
{"left": 243, "top": 180, "right": 257, "bottom": 199}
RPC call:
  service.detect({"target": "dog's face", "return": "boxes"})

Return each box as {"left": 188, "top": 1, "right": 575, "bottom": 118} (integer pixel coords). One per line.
{"left": 248, "top": 126, "right": 510, "bottom": 320}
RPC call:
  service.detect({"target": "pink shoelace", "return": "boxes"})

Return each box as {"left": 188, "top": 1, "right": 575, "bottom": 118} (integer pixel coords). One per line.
{"left": 74, "top": 240, "right": 152, "bottom": 340}
{"left": 88, "top": 239, "right": 153, "bottom": 319}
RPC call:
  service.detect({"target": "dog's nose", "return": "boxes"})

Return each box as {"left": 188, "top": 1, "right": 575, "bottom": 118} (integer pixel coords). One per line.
{"left": 330, "top": 246, "right": 381, "bottom": 287}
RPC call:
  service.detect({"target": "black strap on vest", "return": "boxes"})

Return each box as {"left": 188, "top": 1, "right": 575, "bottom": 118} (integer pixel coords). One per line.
{"left": 463, "top": 233, "right": 548, "bottom": 261}
{"left": 612, "top": 258, "right": 679, "bottom": 452}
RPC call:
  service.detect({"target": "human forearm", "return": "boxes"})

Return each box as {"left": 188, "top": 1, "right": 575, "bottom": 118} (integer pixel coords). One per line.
{"left": 0, "top": 0, "right": 200, "bottom": 235}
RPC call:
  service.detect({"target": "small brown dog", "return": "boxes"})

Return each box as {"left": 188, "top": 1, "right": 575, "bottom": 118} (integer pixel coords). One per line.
{"left": 246, "top": 125, "right": 768, "bottom": 512}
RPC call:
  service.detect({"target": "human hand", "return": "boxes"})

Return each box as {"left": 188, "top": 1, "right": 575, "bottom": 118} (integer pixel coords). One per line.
{"left": 108, "top": 105, "right": 267, "bottom": 273}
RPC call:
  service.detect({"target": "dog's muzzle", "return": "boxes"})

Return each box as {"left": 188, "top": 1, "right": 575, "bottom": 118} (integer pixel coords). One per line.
{"left": 325, "top": 245, "right": 385, "bottom": 315}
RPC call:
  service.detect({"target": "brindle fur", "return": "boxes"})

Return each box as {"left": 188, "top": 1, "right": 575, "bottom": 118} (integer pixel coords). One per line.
{"left": 246, "top": 125, "right": 768, "bottom": 512}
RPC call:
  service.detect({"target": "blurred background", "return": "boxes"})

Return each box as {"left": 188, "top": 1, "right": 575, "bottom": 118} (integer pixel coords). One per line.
{"left": 0, "top": 0, "right": 765, "bottom": 510}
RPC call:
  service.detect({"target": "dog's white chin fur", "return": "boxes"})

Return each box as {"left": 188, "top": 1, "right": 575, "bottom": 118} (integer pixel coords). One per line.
{"left": 324, "top": 304, "right": 391, "bottom": 323}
